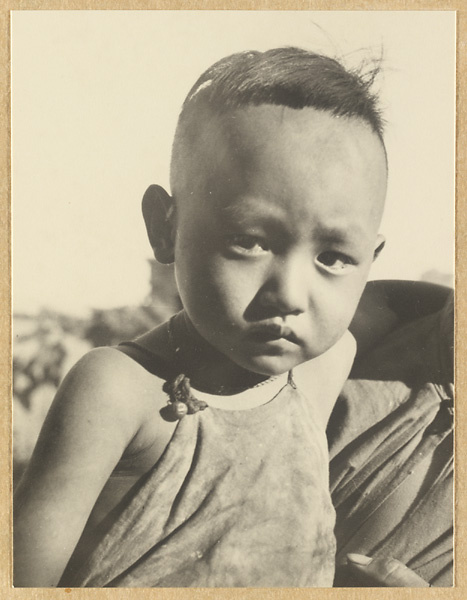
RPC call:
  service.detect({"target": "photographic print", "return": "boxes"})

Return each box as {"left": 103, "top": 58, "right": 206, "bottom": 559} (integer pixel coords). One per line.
{"left": 11, "top": 10, "right": 455, "bottom": 589}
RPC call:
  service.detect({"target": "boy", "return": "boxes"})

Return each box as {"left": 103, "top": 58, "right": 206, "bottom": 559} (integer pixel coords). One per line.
{"left": 13, "top": 47, "right": 450, "bottom": 587}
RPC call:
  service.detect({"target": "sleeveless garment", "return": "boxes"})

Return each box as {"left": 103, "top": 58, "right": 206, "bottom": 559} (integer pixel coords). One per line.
{"left": 64, "top": 376, "right": 336, "bottom": 587}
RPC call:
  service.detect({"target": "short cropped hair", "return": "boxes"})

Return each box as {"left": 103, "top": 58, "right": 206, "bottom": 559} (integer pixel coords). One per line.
{"left": 170, "top": 47, "right": 384, "bottom": 193}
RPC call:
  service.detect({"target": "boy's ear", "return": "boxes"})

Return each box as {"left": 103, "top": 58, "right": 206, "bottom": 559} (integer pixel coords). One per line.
{"left": 142, "top": 185, "right": 176, "bottom": 264}
{"left": 373, "top": 234, "right": 386, "bottom": 261}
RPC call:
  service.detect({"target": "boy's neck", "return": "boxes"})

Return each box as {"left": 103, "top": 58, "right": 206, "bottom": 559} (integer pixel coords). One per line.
{"left": 168, "top": 311, "right": 277, "bottom": 395}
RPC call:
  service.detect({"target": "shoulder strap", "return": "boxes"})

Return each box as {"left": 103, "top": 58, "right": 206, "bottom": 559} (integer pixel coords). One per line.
{"left": 117, "top": 341, "right": 173, "bottom": 379}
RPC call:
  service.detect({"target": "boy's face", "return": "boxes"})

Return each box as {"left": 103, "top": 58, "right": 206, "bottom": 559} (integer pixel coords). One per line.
{"left": 171, "top": 105, "right": 387, "bottom": 376}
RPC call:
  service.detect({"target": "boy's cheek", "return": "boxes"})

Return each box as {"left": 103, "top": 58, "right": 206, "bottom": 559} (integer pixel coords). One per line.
{"left": 204, "top": 255, "right": 265, "bottom": 297}
{"left": 319, "top": 286, "right": 364, "bottom": 332}
{"left": 176, "top": 261, "right": 250, "bottom": 324}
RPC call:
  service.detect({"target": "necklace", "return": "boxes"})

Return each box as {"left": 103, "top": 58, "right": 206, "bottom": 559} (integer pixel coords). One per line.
{"left": 162, "top": 314, "right": 294, "bottom": 420}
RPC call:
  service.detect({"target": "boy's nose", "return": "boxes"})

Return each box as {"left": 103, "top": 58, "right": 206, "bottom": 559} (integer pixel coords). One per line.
{"left": 259, "top": 253, "right": 311, "bottom": 316}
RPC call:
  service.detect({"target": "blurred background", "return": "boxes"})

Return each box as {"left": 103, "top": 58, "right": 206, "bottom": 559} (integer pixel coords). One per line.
{"left": 11, "top": 10, "right": 455, "bottom": 483}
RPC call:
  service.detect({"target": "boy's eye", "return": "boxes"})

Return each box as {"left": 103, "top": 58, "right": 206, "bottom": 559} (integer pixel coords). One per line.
{"left": 227, "top": 234, "right": 270, "bottom": 255}
{"left": 316, "top": 251, "right": 356, "bottom": 274}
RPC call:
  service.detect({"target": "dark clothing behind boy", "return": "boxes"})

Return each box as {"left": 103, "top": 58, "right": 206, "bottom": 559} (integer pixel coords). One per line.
{"left": 329, "top": 288, "right": 453, "bottom": 586}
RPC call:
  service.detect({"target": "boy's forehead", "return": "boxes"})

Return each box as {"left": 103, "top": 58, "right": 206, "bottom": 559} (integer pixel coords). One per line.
{"left": 174, "top": 104, "right": 387, "bottom": 239}
{"left": 186, "top": 104, "right": 387, "bottom": 198}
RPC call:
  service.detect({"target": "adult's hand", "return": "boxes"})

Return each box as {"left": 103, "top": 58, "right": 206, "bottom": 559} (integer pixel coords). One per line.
{"left": 346, "top": 553, "right": 431, "bottom": 587}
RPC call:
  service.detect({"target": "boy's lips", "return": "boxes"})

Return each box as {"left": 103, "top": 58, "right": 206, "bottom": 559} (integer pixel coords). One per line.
{"left": 247, "top": 322, "right": 300, "bottom": 344}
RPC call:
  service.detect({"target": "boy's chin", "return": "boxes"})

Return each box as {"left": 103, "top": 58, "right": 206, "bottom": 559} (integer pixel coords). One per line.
{"left": 233, "top": 353, "right": 308, "bottom": 378}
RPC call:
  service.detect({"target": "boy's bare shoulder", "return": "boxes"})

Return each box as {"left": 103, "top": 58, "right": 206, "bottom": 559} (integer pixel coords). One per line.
{"left": 62, "top": 344, "right": 169, "bottom": 445}
{"left": 64, "top": 346, "right": 161, "bottom": 408}
{"left": 69, "top": 345, "right": 162, "bottom": 394}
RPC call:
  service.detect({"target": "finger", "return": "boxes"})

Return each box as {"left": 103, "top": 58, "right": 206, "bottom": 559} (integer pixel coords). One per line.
{"left": 346, "top": 553, "right": 431, "bottom": 587}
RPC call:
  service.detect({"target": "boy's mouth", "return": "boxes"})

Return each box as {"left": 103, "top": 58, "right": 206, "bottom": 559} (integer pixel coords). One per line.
{"left": 248, "top": 323, "right": 299, "bottom": 344}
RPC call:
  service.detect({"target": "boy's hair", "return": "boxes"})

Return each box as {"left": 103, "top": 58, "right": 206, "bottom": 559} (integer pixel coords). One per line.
{"left": 170, "top": 47, "right": 384, "bottom": 193}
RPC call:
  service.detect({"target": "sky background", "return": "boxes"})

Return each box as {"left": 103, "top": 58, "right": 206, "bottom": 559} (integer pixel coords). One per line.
{"left": 11, "top": 10, "right": 455, "bottom": 316}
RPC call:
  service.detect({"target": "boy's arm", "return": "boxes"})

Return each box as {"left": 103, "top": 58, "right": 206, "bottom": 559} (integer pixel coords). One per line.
{"left": 13, "top": 348, "right": 152, "bottom": 587}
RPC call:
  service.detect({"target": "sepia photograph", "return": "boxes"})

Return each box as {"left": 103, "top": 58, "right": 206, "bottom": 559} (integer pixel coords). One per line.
{"left": 11, "top": 10, "right": 455, "bottom": 588}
